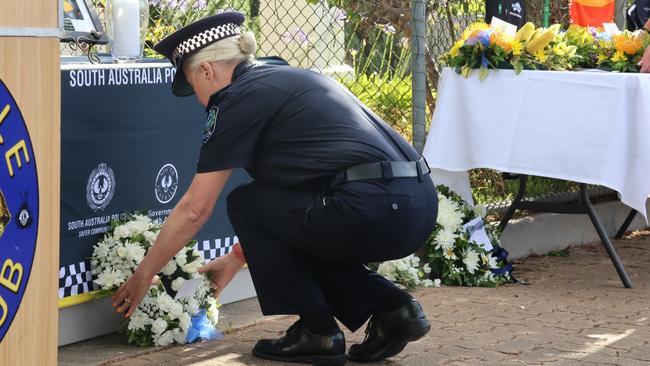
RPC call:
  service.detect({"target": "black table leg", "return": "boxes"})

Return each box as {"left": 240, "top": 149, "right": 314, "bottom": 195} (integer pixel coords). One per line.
{"left": 614, "top": 209, "right": 637, "bottom": 239}
{"left": 581, "top": 184, "right": 634, "bottom": 288}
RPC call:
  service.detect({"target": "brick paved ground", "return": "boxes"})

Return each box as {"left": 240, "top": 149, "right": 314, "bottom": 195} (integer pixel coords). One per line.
{"left": 80, "top": 230, "right": 650, "bottom": 366}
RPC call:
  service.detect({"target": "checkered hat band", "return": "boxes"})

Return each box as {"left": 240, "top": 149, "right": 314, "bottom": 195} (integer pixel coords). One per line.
{"left": 172, "top": 23, "right": 241, "bottom": 66}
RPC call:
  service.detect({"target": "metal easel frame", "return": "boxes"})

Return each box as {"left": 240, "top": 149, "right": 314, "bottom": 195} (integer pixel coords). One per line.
{"left": 497, "top": 174, "right": 634, "bottom": 288}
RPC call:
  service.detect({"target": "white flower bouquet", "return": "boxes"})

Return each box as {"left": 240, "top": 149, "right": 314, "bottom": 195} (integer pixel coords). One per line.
{"left": 377, "top": 254, "right": 441, "bottom": 290}
{"left": 91, "top": 214, "right": 220, "bottom": 346}
{"left": 424, "top": 185, "right": 512, "bottom": 287}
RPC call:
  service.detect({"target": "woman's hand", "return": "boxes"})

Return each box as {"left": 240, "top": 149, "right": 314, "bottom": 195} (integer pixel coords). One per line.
{"left": 112, "top": 269, "right": 154, "bottom": 318}
{"left": 640, "top": 46, "right": 650, "bottom": 73}
{"left": 198, "top": 249, "right": 245, "bottom": 298}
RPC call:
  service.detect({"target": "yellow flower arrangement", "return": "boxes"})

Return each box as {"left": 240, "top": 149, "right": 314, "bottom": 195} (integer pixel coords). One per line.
{"left": 597, "top": 30, "right": 649, "bottom": 72}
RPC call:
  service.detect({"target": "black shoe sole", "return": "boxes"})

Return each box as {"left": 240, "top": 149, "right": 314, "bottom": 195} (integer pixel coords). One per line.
{"left": 347, "top": 318, "right": 431, "bottom": 363}
{"left": 253, "top": 348, "right": 347, "bottom": 366}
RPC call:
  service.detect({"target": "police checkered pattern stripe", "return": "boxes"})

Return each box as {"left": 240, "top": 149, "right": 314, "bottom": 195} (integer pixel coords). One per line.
{"left": 59, "top": 260, "right": 94, "bottom": 298}
{"left": 172, "top": 23, "right": 241, "bottom": 66}
{"left": 196, "top": 236, "right": 238, "bottom": 263}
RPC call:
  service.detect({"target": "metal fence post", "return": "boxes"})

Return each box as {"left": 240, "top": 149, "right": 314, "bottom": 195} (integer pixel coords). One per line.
{"left": 411, "top": 0, "right": 427, "bottom": 154}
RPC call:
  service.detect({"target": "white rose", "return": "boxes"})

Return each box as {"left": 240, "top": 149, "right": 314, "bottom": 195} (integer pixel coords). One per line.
{"left": 433, "top": 278, "right": 442, "bottom": 287}
{"left": 151, "top": 318, "right": 168, "bottom": 335}
{"left": 156, "top": 330, "right": 175, "bottom": 346}
{"left": 422, "top": 279, "right": 434, "bottom": 287}
{"left": 423, "top": 263, "right": 432, "bottom": 274}
{"left": 116, "top": 245, "right": 127, "bottom": 258}
{"left": 161, "top": 260, "right": 177, "bottom": 276}
{"left": 171, "top": 277, "right": 186, "bottom": 292}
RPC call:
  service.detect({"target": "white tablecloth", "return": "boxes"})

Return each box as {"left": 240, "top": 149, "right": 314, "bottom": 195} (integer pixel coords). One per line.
{"left": 423, "top": 68, "right": 650, "bottom": 221}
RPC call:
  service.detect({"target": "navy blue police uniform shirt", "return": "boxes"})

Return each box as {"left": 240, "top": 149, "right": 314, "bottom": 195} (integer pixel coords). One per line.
{"left": 197, "top": 61, "right": 420, "bottom": 187}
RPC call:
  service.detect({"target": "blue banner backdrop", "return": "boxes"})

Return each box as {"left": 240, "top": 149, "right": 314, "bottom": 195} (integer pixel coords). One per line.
{"left": 59, "top": 63, "right": 249, "bottom": 300}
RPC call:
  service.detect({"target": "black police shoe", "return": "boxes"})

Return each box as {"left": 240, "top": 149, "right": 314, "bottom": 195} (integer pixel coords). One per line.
{"left": 252, "top": 320, "right": 347, "bottom": 365}
{"left": 347, "top": 299, "right": 431, "bottom": 362}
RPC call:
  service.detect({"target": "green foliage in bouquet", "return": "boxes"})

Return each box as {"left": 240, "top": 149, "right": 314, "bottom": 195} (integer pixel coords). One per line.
{"left": 596, "top": 30, "right": 650, "bottom": 72}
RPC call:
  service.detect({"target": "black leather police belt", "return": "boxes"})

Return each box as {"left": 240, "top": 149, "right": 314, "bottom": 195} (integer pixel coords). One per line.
{"left": 333, "top": 156, "right": 431, "bottom": 184}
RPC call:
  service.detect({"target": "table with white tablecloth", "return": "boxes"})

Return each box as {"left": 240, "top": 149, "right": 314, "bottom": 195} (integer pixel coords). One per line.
{"left": 423, "top": 68, "right": 650, "bottom": 288}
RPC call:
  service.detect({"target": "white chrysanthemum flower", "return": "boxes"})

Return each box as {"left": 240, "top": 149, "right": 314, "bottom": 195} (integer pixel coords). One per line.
{"left": 156, "top": 293, "right": 175, "bottom": 313}
{"left": 168, "top": 302, "right": 184, "bottom": 320}
{"left": 422, "top": 279, "right": 434, "bottom": 287}
{"left": 377, "top": 261, "right": 396, "bottom": 278}
{"left": 175, "top": 252, "right": 187, "bottom": 266}
{"left": 185, "top": 298, "right": 200, "bottom": 315}
{"left": 96, "top": 269, "right": 123, "bottom": 289}
{"left": 124, "top": 241, "right": 145, "bottom": 262}
{"left": 410, "top": 255, "right": 420, "bottom": 267}
{"left": 173, "top": 328, "right": 187, "bottom": 345}
{"left": 435, "top": 228, "right": 458, "bottom": 250}
{"left": 462, "top": 248, "right": 480, "bottom": 274}
{"left": 143, "top": 230, "right": 158, "bottom": 244}
{"left": 151, "top": 318, "right": 168, "bottom": 335}
{"left": 436, "top": 196, "right": 463, "bottom": 229}
{"left": 433, "top": 278, "right": 441, "bottom": 287}
{"left": 473, "top": 204, "right": 487, "bottom": 218}
{"left": 156, "top": 330, "right": 175, "bottom": 346}
{"left": 481, "top": 253, "right": 499, "bottom": 269}
{"left": 171, "top": 277, "right": 186, "bottom": 292}
{"left": 113, "top": 225, "right": 130, "bottom": 239}
{"left": 127, "top": 309, "right": 148, "bottom": 331}
{"left": 443, "top": 247, "right": 457, "bottom": 260}
{"left": 179, "top": 312, "right": 191, "bottom": 333}
{"left": 93, "top": 242, "right": 111, "bottom": 259}
{"left": 422, "top": 263, "right": 432, "bottom": 274}
{"left": 182, "top": 260, "right": 202, "bottom": 274}
{"left": 161, "top": 260, "right": 177, "bottom": 276}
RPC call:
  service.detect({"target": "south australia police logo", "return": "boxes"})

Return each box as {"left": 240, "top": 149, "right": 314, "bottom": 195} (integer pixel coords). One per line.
{"left": 0, "top": 80, "right": 39, "bottom": 342}
{"left": 203, "top": 106, "right": 219, "bottom": 143}
{"left": 155, "top": 163, "right": 178, "bottom": 204}
{"left": 86, "top": 163, "right": 115, "bottom": 211}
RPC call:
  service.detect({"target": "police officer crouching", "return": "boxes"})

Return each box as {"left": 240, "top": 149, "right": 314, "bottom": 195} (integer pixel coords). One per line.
{"left": 112, "top": 11, "right": 439, "bottom": 365}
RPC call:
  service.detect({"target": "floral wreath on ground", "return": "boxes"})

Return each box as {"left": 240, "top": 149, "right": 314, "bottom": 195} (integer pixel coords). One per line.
{"left": 378, "top": 185, "right": 512, "bottom": 289}
{"left": 91, "top": 214, "right": 221, "bottom": 347}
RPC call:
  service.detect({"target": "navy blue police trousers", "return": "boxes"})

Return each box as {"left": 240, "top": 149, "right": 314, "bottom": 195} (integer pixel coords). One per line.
{"left": 226, "top": 176, "right": 438, "bottom": 332}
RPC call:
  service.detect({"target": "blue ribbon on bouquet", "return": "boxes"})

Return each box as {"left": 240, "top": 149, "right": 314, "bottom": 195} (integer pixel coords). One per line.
{"left": 186, "top": 309, "right": 223, "bottom": 343}
{"left": 465, "top": 29, "right": 493, "bottom": 68}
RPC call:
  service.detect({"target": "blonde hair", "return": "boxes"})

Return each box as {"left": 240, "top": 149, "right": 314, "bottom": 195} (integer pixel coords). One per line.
{"left": 185, "top": 31, "right": 257, "bottom": 70}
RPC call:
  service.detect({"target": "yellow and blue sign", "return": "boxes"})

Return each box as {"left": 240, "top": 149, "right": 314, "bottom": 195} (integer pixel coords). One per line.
{"left": 0, "top": 80, "right": 39, "bottom": 342}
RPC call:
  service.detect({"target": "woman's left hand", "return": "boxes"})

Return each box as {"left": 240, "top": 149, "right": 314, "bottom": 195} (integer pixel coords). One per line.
{"left": 112, "top": 270, "right": 153, "bottom": 318}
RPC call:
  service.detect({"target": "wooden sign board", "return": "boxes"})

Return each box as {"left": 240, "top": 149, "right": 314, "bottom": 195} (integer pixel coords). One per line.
{"left": 0, "top": 0, "right": 60, "bottom": 364}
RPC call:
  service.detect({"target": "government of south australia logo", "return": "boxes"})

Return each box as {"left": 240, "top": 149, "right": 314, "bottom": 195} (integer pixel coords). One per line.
{"left": 0, "top": 80, "right": 40, "bottom": 343}
{"left": 155, "top": 163, "right": 178, "bottom": 204}
{"left": 86, "top": 163, "right": 115, "bottom": 211}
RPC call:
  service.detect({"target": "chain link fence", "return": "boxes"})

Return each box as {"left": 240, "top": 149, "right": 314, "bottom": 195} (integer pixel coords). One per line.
{"left": 79, "top": 0, "right": 620, "bottom": 212}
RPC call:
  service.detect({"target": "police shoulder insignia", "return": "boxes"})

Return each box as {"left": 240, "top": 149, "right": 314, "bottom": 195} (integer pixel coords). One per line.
{"left": 203, "top": 106, "right": 219, "bottom": 143}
